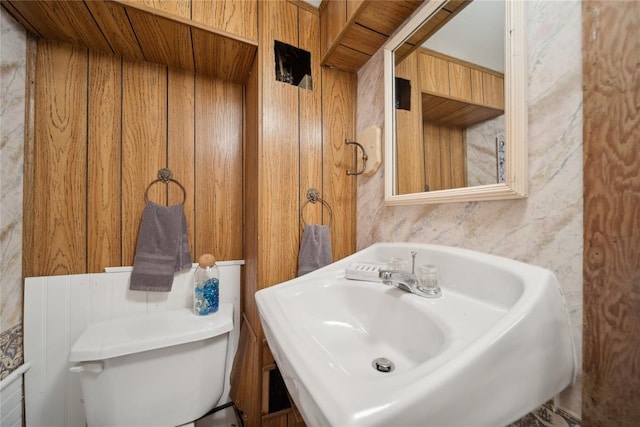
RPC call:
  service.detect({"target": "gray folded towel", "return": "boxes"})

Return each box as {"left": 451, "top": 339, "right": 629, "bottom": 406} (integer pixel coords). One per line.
{"left": 297, "top": 224, "right": 333, "bottom": 276}
{"left": 130, "top": 201, "right": 192, "bottom": 292}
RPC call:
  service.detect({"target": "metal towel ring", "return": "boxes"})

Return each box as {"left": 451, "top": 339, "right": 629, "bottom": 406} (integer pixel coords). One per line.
{"left": 144, "top": 168, "right": 186, "bottom": 205}
{"left": 300, "top": 188, "right": 333, "bottom": 227}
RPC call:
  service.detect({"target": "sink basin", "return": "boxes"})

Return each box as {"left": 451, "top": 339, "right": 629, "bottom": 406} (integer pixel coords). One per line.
{"left": 255, "top": 243, "right": 576, "bottom": 427}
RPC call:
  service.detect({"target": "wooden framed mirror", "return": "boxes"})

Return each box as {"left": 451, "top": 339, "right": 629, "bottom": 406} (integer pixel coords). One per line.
{"left": 384, "top": 0, "right": 527, "bottom": 205}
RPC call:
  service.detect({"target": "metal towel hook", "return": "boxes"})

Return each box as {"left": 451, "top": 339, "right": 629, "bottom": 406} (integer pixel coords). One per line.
{"left": 300, "top": 188, "right": 333, "bottom": 227}
{"left": 345, "top": 139, "right": 368, "bottom": 176}
{"left": 144, "top": 168, "right": 187, "bottom": 205}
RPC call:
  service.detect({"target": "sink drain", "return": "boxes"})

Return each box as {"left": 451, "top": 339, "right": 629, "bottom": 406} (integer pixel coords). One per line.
{"left": 372, "top": 357, "right": 395, "bottom": 373}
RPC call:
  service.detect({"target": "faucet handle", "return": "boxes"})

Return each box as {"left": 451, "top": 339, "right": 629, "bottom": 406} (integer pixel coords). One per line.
{"left": 379, "top": 270, "right": 393, "bottom": 281}
{"left": 387, "top": 257, "right": 408, "bottom": 272}
{"left": 416, "top": 264, "right": 442, "bottom": 298}
{"left": 378, "top": 269, "right": 401, "bottom": 287}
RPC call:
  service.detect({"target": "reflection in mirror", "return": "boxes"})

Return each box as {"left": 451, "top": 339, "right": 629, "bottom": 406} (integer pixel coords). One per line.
{"left": 384, "top": 0, "right": 527, "bottom": 205}
{"left": 396, "top": 0, "right": 504, "bottom": 194}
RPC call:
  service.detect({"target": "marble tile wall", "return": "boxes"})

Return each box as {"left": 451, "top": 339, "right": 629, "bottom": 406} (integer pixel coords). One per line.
{"left": 466, "top": 114, "right": 505, "bottom": 186}
{"left": 356, "top": 0, "right": 583, "bottom": 421}
{"left": 1, "top": 8, "right": 27, "bottom": 380}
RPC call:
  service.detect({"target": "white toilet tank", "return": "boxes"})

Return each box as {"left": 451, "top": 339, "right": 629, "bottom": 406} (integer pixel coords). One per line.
{"left": 69, "top": 305, "right": 233, "bottom": 427}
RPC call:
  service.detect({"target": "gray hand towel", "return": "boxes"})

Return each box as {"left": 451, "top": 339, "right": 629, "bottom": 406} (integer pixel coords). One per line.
{"left": 297, "top": 224, "right": 333, "bottom": 276}
{"left": 130, "top": 201, "right": 192, "bottom": 292}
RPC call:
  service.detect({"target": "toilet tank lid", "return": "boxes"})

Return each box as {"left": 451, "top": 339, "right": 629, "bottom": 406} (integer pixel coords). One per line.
{"left": 69, "top": 304, "right": 233, "bottom": 362}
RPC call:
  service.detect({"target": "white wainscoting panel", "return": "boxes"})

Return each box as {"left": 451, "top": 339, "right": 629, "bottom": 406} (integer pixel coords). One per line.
{"left": 24, "top": 261, "right": 243, "bottom": 427}
{"left": 0, "top": 363, "right": 31, "bottom": 427}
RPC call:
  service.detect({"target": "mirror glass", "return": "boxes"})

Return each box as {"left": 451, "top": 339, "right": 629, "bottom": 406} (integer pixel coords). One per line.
{"left": 384, "top": 0, "right": 527, "bottom": 205}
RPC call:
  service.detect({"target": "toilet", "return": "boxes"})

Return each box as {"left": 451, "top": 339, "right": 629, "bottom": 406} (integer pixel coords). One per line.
{"left": 68, "top": 265, "right": 241, "bottom": 427}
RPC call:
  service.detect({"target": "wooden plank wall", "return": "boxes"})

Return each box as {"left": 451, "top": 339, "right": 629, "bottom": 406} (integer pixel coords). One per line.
{"left": 247, "top": 0, "right": 356, "bottom": 305}
{"left": 322, "top": 67, "right": 357, "bottom": 262}
{"left": 131, "top": 0, "right": 257, "bottom": 42}
{"left": 423, "top": 123, "right": 466, "bottom": 192}
{"left": 582, "top": 1, "right": 640, "bottom": 426}
{"left": 395, "top": 50, "right": 425, "bottom": 195}
{"left": 258, "top": 0, "right": 305, "bottom": 290}
{"left": 237, "top": 1, "right": 356, "bottom": 424}
{"left": 24, "top": 39, "right": 244, "bottom": 277}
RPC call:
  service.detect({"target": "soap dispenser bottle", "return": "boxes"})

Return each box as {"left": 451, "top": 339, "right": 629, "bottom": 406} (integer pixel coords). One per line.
{"left": 194, "top": 253, "right": 220, "bottom": 316}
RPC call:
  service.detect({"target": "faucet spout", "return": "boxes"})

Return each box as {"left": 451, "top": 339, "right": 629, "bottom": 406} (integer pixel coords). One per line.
{"left": 379, "top": 270, "right": 418, "bottom": 293}
{"left": 379, "top": 268, "right": 442, "bottom": 299}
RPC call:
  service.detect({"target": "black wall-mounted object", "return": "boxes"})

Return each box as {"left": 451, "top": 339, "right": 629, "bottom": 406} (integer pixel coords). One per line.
{"left": 395, "top": 77, "right": 411, "bottom": 111}
{"left": 268, "top": 367, "right": 292, "bottom": 413}
{"left": 274, "top": 40, "right": 312, "bottom": 90}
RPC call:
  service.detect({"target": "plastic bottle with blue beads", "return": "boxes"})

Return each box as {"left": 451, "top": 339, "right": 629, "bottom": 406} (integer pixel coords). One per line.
{"left": 194, "top": 254, "right": 219, "bottom": 316}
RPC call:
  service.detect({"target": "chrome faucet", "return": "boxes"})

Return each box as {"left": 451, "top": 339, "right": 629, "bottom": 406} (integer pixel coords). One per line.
{"left": 379, "top": 251, "right": 442, "bottom": 298}
{"left": 379, "top": 270, "right": 424, "bottom": 294}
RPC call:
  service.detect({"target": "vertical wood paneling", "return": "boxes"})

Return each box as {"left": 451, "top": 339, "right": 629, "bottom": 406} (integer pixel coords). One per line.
{"left": 128, "top": 0, "right": 191, "bottom": 19}
{"left": 420, "top": 53, "right": 449, "bottom": 96}
{"left": 83, "top": 1, "right": 146, "bottom": 61}
{"left": 483, "top": 73, "right": 504, "bottom": 109}
{"left": 126, "top": 8, "right": 194, "bottom": 72}
{"left": 7, "top": 0, "right": 113, "bottom": 53}
{"left": 395, "top": 50, "right": 424, "bottom": 195}
{"left": 22, "top": 35, "right": 37, "bottom": 284}
{"left": 87, "top": 50, "right": 122, "bottom": 272}
{"left": 322, "top": 0, "right": 346, "bottom": 57}
{"left": 439, "top": 126, "right": 452, "bottom": 189}
{"left": 121, "top": 60, "right": 167, "bottom": 265}
{"left": 229, "top": 314, "right": 260, "bottom": 427}
{"left": 423, "top": 122, "right": 466, "bottom": 192}
{"left": 167, "top": 69, "right": 195, "bottom": 254}
{"left": 31, "top": 40, "right": 87, "bottom": 277}
{"left": 449, "top": 128, "right": 466, "bottom": 188}
{"left": 237, "top": 5, "right": 359, "bottom": 420}
{"left": 192, "top": 0, "right": 258, "bottom": 42}
{"left": 259, "top": 0, "right": 300, "bottom": 287}
{"left": 243, "top": 58, "right": 260, "bottom": 333}
{"left": 298, "top": 8, "right": 323, "bottom": 228}
{"left": 322, "top": 67, "right": 356, "bottom": 262}
{"left": 470, "top": 69, "right": 484, "bottom": 104}
{"left": 28, "top": 38, "right": 245, "bottom": 276}
{"left": 346, "top": 0, "right": 365, "bottom": 20}
{"left": 448, "top": 62, "right": 471, "bottom": 100}
{"left": 583, "top": 1, "right": 640, "bottom": 425}
{"left": 423, "top": 122, "right": 442, "bottom": 191}
{"left": 190, "top": 28, "right": 257, "bottom": 85}
{"left": 195, "top": 74, "right": 243, "bottom": 260}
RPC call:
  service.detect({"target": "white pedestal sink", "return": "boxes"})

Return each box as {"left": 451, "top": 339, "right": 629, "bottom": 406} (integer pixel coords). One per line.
{"left": 256, "top": 243, "right": 576, "bottom": 427}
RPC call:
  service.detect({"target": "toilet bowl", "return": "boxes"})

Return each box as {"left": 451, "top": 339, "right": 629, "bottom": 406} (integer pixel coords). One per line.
{"left": 69, "top": 305, "right": 234, "bottom": 427}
